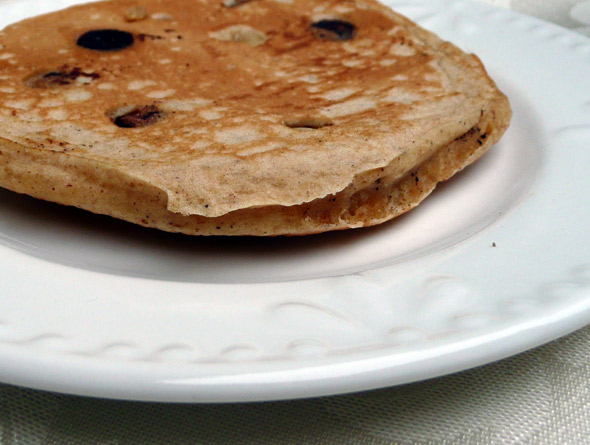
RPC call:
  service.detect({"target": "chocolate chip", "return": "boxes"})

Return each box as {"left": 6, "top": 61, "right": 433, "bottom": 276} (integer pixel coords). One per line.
{"left": 24, "top": 66, "right": 99, "bottom": 88}
{"left": 311, "top": 19, "right": 356, "bottom": 41}
{"left": 77, "top": 29, "right": 134, "bottom": 51}
{"left": 109, "top": 105, "right": 163, "bottom": 128}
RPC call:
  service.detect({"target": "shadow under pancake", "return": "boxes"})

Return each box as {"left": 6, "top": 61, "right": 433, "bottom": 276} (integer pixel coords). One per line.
{"left": 0, "top": 187, "right": 409, "bottom": 283}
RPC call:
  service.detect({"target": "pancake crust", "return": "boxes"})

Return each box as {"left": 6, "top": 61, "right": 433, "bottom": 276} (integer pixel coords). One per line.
{"left": 0, "top": 0, "right": 511, "bottom": 235}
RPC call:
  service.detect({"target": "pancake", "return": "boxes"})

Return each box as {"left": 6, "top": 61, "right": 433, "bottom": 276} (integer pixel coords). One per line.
{"left": 0, "top": 0, "right": 511, "bottom": 236}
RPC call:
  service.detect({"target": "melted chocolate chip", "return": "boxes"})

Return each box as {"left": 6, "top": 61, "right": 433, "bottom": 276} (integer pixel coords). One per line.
{"left": 24, "top": 66, "right": 99, "bottom": 88}
{"left": 311, "top": 19, "right": 356, "bottom": 41}
{"left": 111, "top": 105, "right": 163, "bottom": 128}
{"left": 137, "top": 33, "right": 164, "bottom": 42}
{"left": 77, "top": 29, "right": 134, "bottom": 51}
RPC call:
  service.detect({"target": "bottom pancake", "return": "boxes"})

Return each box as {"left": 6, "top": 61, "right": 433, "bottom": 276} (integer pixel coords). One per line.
{"left": 0, "top": 89, "right": 509, "bottom": 236}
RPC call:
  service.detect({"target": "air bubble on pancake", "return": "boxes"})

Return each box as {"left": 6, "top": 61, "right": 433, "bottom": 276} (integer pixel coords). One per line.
{"left": 16, "top": 110, "right": 43, "bottom": 122}
{"left": 272, "top": 123, "right": 297, "bottom": 137}
{"left": 64, "top": 89, "right": 92, "bottom": 102}
{"left": 424, "top": 73, "right": 441, "bottom": 82}
{"left": 97, "top": 82, "right": 116, "bottom": 90}
{"left": 284, "top": 115, "right": 333, "bottom": 129}
{"left": 426, "top": 61, "right": 451, "bottom": 89}
{"left": 146, "top": 89, "right": 175, "bottom": 99}
{"left": 160, "top": 98, "right": 212, "bottom": 111}
{"left": 299, "top": 74, "right": 320, "bottom": 84}
{"left": 272, "top": 0, "right": 293, "bottom": 4}
{"left": 158, "top": 59, "right": 172, "bottom": 65}
{"left": 199, "top": 109, "right": 224, "bottom": 120}
{"left": 58, "top": 49, "right": 69, "bottom": 54}
{"left": 421, "top": 86, "right": 445, "bottom": 94}
{"left": 0, "top": 118, "right": 46, "bottom": 135}
{"left": 0, "top": 53, "right": 14, "bottom": 60}
{"left": 307, "top": 85, "right": 321, "bottom": 93}
{"left": 237, "top": 141, "right": 281, "bottom": 156}
{"left": 90, "top": 13, "right": 101, "bottom": 20}
{"left": 288, "top": 143, "right": 313, "bottom": 152}
{"left": 190, "top": 140, "right": 213, "bottom": 150}
{"left": 38, "top": 98, "right": 65, "bottom": 107}
{"left": 128, "top": 80, "right": 157, "bottom": 91}
{"left": 215, "top": 125, "right": 261, "bottom": 145}
{"left": 290, "top": 130, "right": 318, "bottom": 140}
{"left": 342, "top": 59, "right": 363, "bottom": 68}
{"left": 321, "top": 97, "right": 376, "bottom": 118}
{"left": 381, "top": 87, "right": 424, "bottom": 104}
{"left": 391, "top": 74, "right": 408, "bottom": 81}
{"left": 320, "top": 87, "right": 357, "bottom": 101}
{"left": 380, "top": 59, "right": 397, "bottom": 67}
{"left": 108, "top": 105, "right": 163, "bottom": 128}
{"left": 151, "top": 12, "right": 175, "bottom": 21}
{"left": 124, "top": 6, "right": 148, "bottom": 22}
{"left": 210, "top": 25, "right": 268, "bottom": 47}
{"left": 341, "top": 42, "right": 359, "bottom": 54}
{"left": 389, "top": 43, "right": 416, "bottom": 57}
{"left": 4, "top": 99, "right": 33, "bottom": 110}
{"left": 47, "top": 109, "right": 69, "bottom": 121}
{"left": 0, "top": 87, "right": 15, "bottom": 93}
{"left": 75, "top": 75, "right": 96, "bottom": 85}
{"left": 333, "top": 5, "right": 354, "bottom": 14}
{"left": 387, "top": 26, "right": 404, "bottom": 36}
{"left": 361, "top": 49, "right": 378, "bottom": 57}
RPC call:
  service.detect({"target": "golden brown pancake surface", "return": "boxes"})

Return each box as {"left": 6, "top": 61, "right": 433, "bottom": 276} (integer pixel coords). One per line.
{"left": 0, "top": 0, "right": 511, "bottom": 235}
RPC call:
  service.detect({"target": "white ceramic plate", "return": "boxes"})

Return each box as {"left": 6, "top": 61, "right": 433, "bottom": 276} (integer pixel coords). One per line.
{"left": 0, "top": 0, "right": 589, "bottom": 403}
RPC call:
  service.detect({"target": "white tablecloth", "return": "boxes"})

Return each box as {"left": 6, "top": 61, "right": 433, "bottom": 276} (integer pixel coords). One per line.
{"left": 1, "top": 1, "right": 589, "bottom": 443}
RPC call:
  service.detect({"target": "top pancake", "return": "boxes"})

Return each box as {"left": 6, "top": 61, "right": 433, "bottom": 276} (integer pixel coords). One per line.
{"left": 0, "top": 0, "right": 510, "bottom": 234}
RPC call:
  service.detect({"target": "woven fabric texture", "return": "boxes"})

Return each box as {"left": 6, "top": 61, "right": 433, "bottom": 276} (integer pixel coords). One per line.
{"left": 1, "top": 326, "right": 590, "bottom": 444}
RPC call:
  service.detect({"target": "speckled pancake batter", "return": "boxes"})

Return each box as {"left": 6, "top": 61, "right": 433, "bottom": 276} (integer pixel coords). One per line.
{"left": 0, "top": 0, "right": 511, "bottom": 235}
